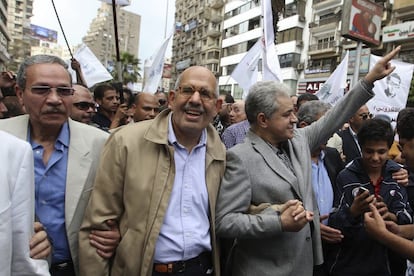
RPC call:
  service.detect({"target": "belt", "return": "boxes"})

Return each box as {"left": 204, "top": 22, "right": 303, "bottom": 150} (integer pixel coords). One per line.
{"left": 153, "top": 251, "right": 211, "bottom": 273}
{"left": 51, "top": 260, "right": 74, "bottom": 271}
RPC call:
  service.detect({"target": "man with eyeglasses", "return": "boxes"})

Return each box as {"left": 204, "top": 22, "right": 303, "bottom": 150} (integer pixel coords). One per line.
{"left": 155, "top": 90, "right": 168, "bottom": 111}
{"left": 0, "top": 55, "right": 119, "bottom": 275}
{"left": 79, "top": 66, "right": 225, "bottom": 276}
{"left": 70, "top": 84, "right": 96, "bottom": 124}
{"left": 337, "top": 104, "right": 373, "bottom": 164}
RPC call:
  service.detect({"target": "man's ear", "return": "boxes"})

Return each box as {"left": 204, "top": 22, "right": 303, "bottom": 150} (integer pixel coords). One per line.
{"left": 256, "top": 113, "right": 268, "bottom": 128}
{"left": 298, "top": 121, "right": 309, "bottom": 128}
{"left": 15, "top": 85, "right": 24, "bottom": 106}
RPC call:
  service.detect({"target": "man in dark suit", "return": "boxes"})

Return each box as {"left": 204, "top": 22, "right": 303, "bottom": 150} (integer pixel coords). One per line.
{"left": 339, "top": 104, "right": 372, "bottom": 164}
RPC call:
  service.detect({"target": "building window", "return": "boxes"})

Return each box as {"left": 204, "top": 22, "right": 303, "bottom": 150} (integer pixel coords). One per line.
{"left": 220, "top": 84, "right": 232, "bottom": 95}
{"left": 279, "top": 27, "right": 303, "bottom": 43}
{"left": 233, "top": 84, "right": 243, "bottom": 99}
{"left": 279, "top": 53, "right": 301, "bottom": 68}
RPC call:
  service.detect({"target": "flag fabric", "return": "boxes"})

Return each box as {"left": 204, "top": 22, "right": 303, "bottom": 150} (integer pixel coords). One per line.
{"left": 143, "top": 32, "right": 173, "bottom": 93}
{"left": 366, "top": 54, "right": 414, "bottom": 122}
{"left": 262, "top": 0, "right": 283, "bottom": 82}
{"left": 315, "top": 51, "right": 349, "bottom": 106}
{"left": 230, "top": 39, "right": 261, "bottom": 99}
{"left": 70, "top": 44, "right": 113, "bottom": 88}
{"left": 99, "top": 0, "right": 130, "bottom": 6}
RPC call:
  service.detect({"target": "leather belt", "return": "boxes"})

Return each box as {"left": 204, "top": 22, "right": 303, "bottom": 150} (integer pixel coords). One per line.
{"left": 51, "top": 260, "right": 74, "bottom": 271}
{"left": 153, "top": 251, "right": 211, "bottom": 273}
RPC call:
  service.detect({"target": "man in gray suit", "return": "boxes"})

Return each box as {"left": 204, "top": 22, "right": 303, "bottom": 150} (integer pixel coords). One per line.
{"left": 215, "top": 47, "right": 402, "bottom": 276}
{"left": 0, "top": 55, "right": 118, "bottom": 275}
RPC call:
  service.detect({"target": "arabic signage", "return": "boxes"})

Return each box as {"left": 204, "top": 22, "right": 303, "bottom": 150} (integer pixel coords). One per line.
{"left": 383, "top": 21, "right": 414, "bottom": 43}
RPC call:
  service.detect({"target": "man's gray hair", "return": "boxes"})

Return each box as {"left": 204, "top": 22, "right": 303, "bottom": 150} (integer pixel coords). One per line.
{"left": 297, "top": 100, "right": 331, "bottom": 125}
{"left": 174, "top": 66, "right": 219, "bottom": 97}
{"left": 245, "top": 81, "right": 291, "bottom": 125}
{"left": 17, "top": 55, "right": 70, "bottom": 90}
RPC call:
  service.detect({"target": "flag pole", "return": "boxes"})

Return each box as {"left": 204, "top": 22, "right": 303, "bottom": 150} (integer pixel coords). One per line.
{"left": 111, "top": 0, "right": 123, "bottom": 84}
{"left": 50, "top": 0, "right": 73, "bottom": 58}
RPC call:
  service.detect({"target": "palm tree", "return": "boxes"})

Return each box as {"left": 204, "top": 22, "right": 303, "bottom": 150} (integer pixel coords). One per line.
{"left": 111, "top": 52, "right": 141, "bottom": 85}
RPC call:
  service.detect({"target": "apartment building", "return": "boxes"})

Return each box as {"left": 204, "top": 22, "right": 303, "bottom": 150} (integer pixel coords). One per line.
{"left": 7, "top": 0, "right": 33, "bottom": 71}
{"left": 83, "top": 2, "right": 141, "bottom": 68}
{"left": 0, "top": 0, "right": 10, "bottom": 70}
{"left": 171, "top": 0, "right": 225, "bottom": 83}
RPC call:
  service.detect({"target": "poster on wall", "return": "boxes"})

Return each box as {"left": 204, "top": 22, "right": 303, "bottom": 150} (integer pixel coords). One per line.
{"left": 341, "top": 0, "right": 383, "bottom": 46}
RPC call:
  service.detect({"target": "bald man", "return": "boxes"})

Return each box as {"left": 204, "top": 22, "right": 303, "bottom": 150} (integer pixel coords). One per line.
{"left": 70, "top": 84, "right": 96, "bottom": 124}
{"left": 132, "top": 92, "right": 160, "bottom": 122}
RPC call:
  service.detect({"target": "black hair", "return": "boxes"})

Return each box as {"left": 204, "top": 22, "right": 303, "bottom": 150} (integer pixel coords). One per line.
{"left": 357, "top": 118, "right": 394, "bottom": 149}
{"left": 93, "top": 83, "right": 116, "bottom": 100}
{"left": 397, "top": 108, "right": 414, "bottom": 140}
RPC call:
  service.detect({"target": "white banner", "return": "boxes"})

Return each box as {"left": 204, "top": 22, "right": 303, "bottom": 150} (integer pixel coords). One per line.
{"left": 366, "top": 54, "right": 414, "bottom": 122}
{"left": 316, "top": 51, "right": 349, "bottom": 106}
{"left": 143, "top": 32, "right": 173, "bottom": 93}
{"left": 99, "top": 0, "right": 131, "bottom": 6}
{"left": 230, "top": 39, "right": 261, "bottom": 99}
{"left": 262, "top": 0, "right": 283, "bottom": 82}
{"left": 70, "top": 44, "right": 113, "bottom": 88}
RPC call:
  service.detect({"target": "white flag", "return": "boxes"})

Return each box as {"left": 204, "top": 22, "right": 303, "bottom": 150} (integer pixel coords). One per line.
{"left": 315, "top": 51, "right": 349, "bottom": 106}
{"left": 70, "top": 44, "right": 113, "bottom": 88}
{"left": 262, "top": 0, "right": 283, "bottom": 82}
{"left": 230, "top": 39, "right": 261, "bottom": 99}
{"left": 99, "top": 0, "right": 130, "bottom": 6}
{"left": 366, "top": 55, "right": 414, "bottom": 122}
{"left": 143, "top": 32, "right": 173, "bottom": 93}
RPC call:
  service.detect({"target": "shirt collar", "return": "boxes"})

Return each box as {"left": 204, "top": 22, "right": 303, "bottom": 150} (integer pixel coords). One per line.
{"left": 167, "top": 113, "right": 207, "bottom": 148}
{"left": 28, "top": 121, "right": 70, "bottom": 149}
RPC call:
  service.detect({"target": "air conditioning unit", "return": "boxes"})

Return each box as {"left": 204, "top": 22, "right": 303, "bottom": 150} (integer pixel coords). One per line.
{"left": 296, "top": 41, "right": 303, "bottom": 47}
{"left": 299, "top": 15, "right": 306, "bottom": 22}
{"left": 296, "top": 63, "right": 305, "bottom": 70}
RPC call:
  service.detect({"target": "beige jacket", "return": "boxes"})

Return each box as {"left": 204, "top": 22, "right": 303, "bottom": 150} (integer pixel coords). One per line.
{"left": 79, "top": 110, "right": 226, "bottom": 276}
{"left": 0, "top": 115, "right": 109, "bottom": 275}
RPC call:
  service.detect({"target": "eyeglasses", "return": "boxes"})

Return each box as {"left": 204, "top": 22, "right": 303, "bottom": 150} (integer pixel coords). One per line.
{"left": 158, "top": 99, "right": 167, "bottom": 105}
{"left": 73, "top": 101, "right": 97, "bottom": 111}
{"left": 30, "top": 85, "right": 74, "bottom": 97}
{"left": 177, "top": 86, "right": 215, "bottom": 101}
{"left": 359, "top": 113, "right": 373, "bottom": 120}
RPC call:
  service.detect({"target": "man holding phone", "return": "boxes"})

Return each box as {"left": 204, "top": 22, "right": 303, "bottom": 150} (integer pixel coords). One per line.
{"left": 328, "top": 118, "right": 412, "bottom": 276}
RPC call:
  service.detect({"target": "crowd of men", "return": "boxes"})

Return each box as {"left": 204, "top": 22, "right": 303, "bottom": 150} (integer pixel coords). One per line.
{"left": 2, "top": 46, "right": 414, "bottom": 276}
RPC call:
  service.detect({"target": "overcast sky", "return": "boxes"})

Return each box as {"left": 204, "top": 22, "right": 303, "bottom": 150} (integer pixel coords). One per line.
{"left": 31, "top": 0, "right": 175, "bottom": 61}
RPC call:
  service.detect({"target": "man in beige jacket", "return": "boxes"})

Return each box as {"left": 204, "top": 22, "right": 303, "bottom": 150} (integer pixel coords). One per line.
{"left": 79, "top": 66, "right": 225, "bottom": 276}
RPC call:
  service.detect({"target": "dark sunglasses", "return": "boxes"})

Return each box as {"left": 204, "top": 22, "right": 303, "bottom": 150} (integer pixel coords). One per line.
{"left": 73, "top": 101, "right": 96, "bottom": 111}
{"left": 359, "top": 113, "right": 373, "bottom": 120}
{"left": 159, "top": 99, "right": 167, "bottom": 105}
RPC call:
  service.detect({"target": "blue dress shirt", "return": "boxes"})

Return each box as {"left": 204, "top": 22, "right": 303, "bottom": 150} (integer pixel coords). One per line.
{"left": 29, "top": 122, "right": 70, "bottom": 263}
{"left": 154, "top": 114, "right": 211, "bottom": 262}
{"left": 311, "top": 150, "right": 334, "bottom": 225}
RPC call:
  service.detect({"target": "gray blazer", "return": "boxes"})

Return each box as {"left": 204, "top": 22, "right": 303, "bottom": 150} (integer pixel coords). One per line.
{"left": 216, "top": 80, "right": 374, "bottom": 276}
{"left": 0, "top": 115, "right": 108, "bottom": 275}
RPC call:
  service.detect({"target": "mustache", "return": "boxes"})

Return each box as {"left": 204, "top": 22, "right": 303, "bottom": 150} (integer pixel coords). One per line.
{"left": 43, "top": 108, "right": 66, "bottom": 114}
{"left": 184, "top": 103, "right": 204, "bottom": 114}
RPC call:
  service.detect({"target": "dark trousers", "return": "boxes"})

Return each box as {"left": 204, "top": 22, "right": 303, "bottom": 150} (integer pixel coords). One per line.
{"left": 50, "top": 261, "right": 75, "bottom": 276}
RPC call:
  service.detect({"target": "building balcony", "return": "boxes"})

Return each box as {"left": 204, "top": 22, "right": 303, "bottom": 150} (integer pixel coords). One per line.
{"left": 207, "top": 29, "right": 221, "bottom": 37}
{"left": 209, "top": 0, "right": 224, "bottom": 9}
{"left": 309, "top": 16, "right": 340, "bottom": 29}
{"left": 312, "top": 0, "right": 342, "bottom": 12}
{"left": 308, "top": 40, "right": 340, "bottom": 56}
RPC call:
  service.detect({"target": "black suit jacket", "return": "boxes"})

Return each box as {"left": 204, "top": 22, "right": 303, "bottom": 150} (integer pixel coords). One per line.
{"left": 338, "top": 128, "right": 361, "bottom": 164}
{"left": 324, "top": 147, "right": 345, "bottom": 207}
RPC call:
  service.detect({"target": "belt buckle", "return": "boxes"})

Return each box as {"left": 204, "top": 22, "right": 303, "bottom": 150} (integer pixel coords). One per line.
{"left": 176, "top": 261, "right": 186, "bottom": 273}
{"left": 56, "top": 262, "right": 69, "bottom": 269}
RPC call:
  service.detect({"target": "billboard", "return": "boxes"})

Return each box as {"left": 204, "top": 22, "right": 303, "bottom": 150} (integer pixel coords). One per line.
{"left": 383, "top": 21, "right": 414, "bottom": 43}
{"left": 341, "top": 0, "right": 383, "bottom": 46}
{"left": 30, "top": 24, "right": 58, "bottom": 43}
